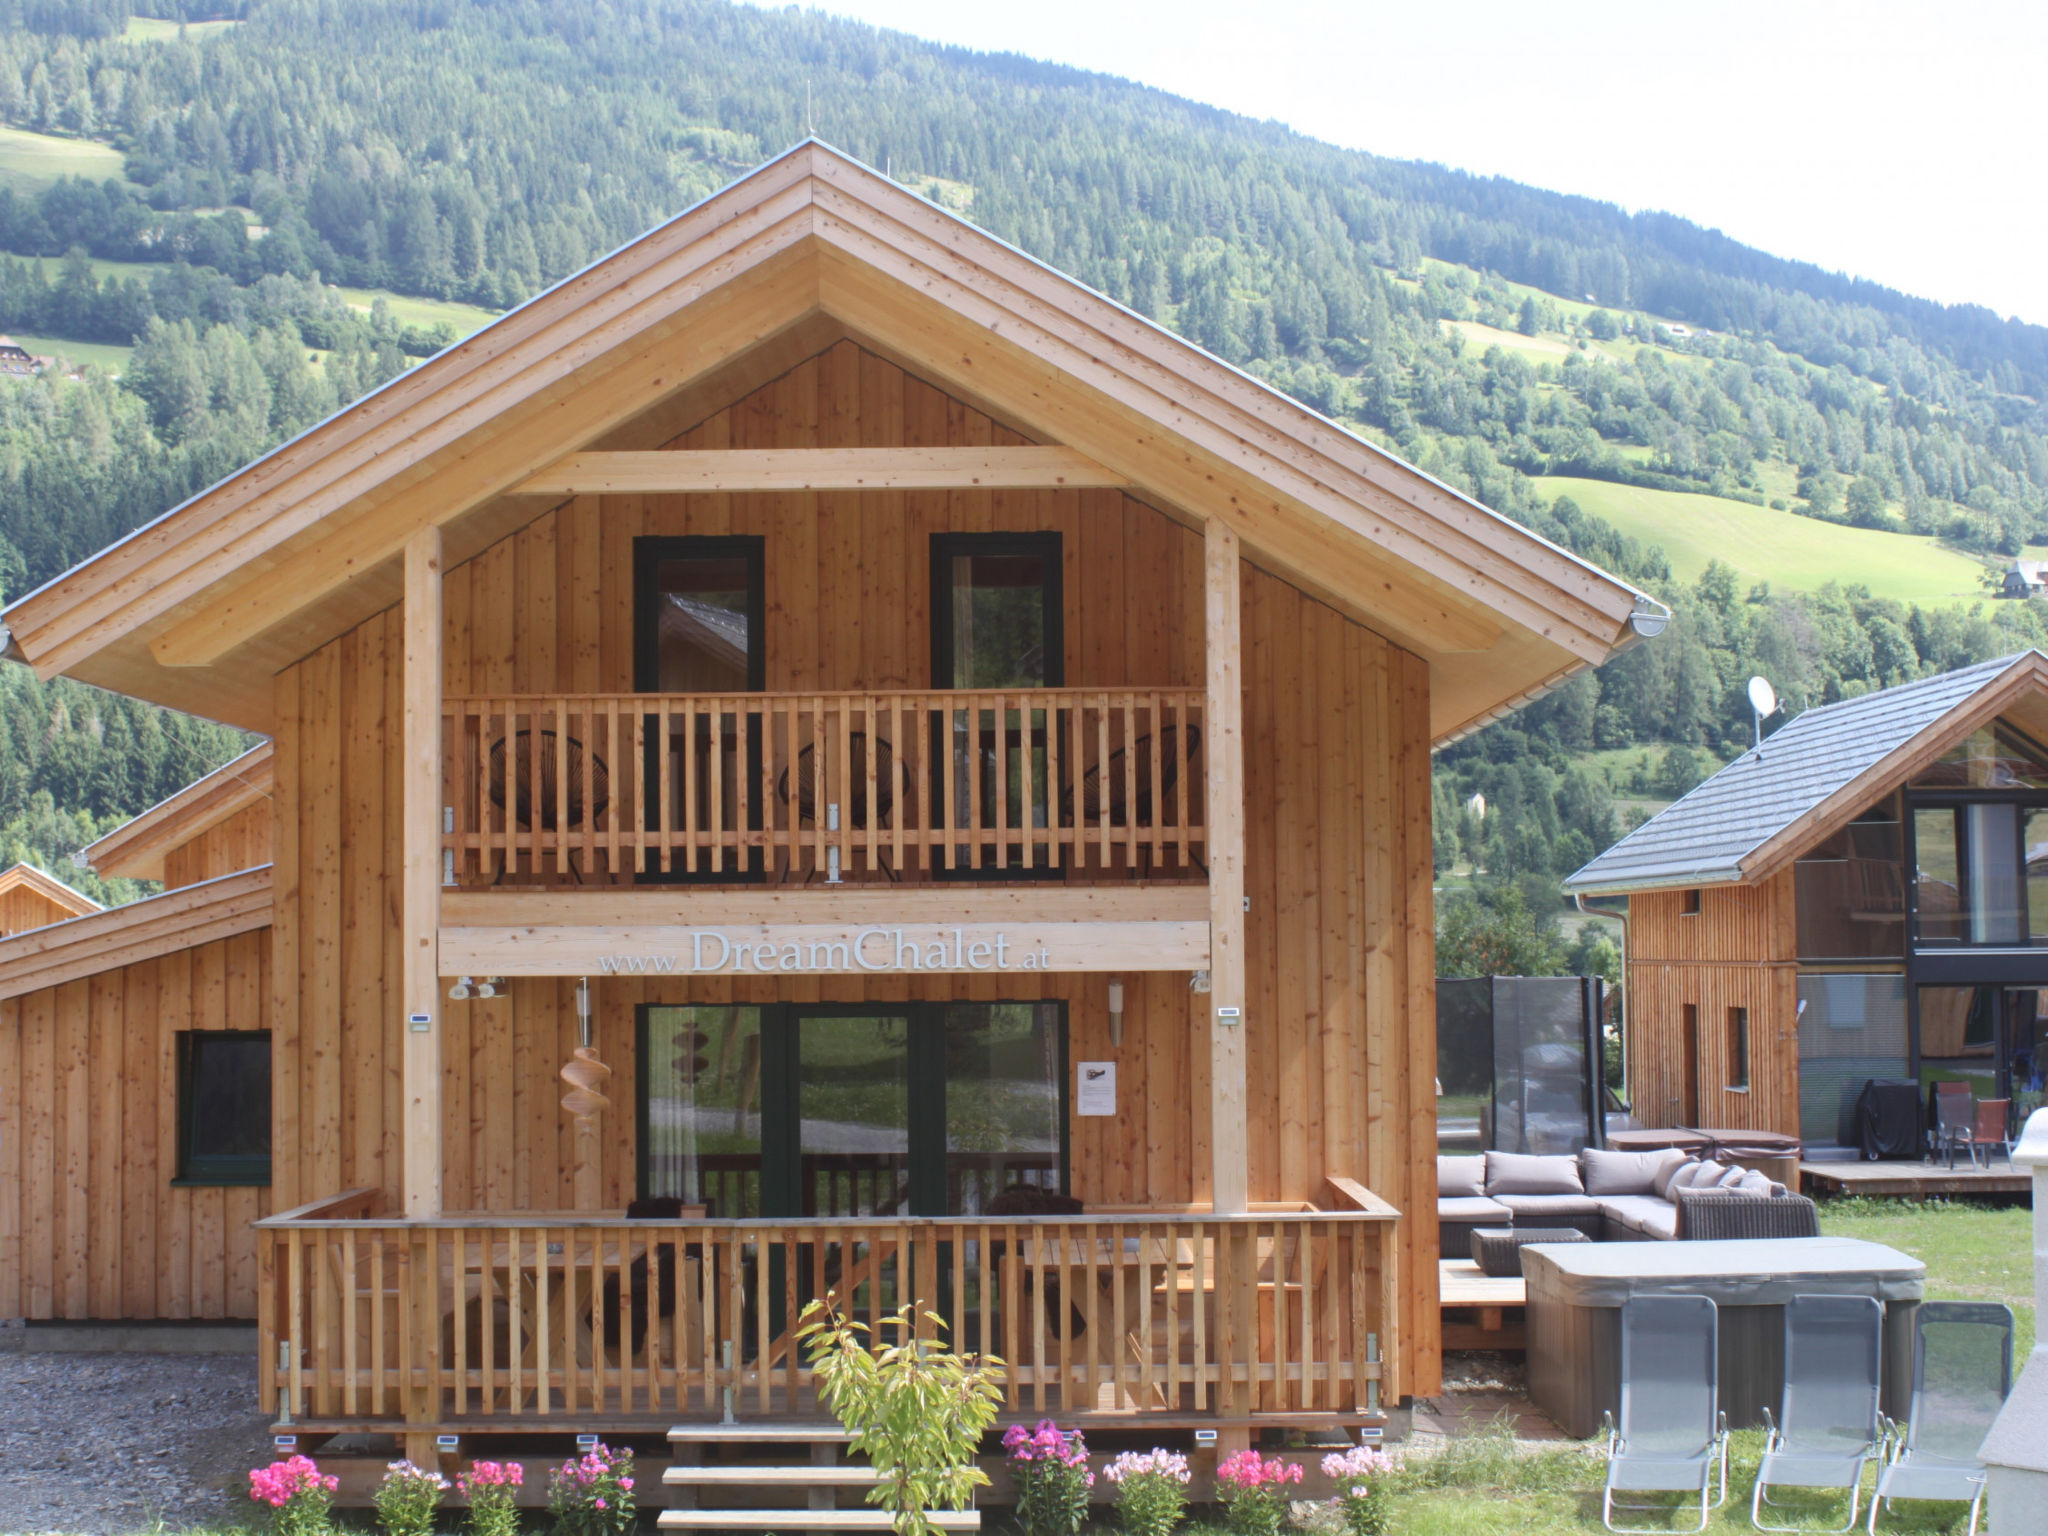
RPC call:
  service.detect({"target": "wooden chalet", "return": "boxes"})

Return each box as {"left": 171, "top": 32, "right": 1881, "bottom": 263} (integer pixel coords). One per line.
{"left": 1567, "top": 653, "right": 2048, "bottom": 1153}
{"left": 0, "top": 143, "right": 1652, "bottom": 1463}
{"left": 0, "top": 862, "right": 100, "bottom": 936}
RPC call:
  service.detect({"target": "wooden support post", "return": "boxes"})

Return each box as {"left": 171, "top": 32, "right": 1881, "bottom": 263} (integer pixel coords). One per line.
{"left": 402, "top": 526, "right": 443, "bottom": 1220}
{"left": 1204, "top": 517, "right": 1249, "bottom": 1216}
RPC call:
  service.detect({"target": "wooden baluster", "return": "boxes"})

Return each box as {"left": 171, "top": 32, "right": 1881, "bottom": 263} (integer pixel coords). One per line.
{"left": 889, "top": 697, "right": 905, "bottom": 875}
{"left": 603, "top": 700, "right": 618, "bottom": 880}
{"left": 864, "top": 697, "right": 879, "bottom": 876}
{"left": 834, "top": 700, "right": 851, "bottom": 883}
{"left": 1122, "top": 693, "right": 1139, "bottom": 871}
{"left": 942, "top": 698, "right": 958, "bottom": 872}
{"left": 1146, "top": 693, "right": 1165, "bottom": 870}
{"left": 677, "top": 698, "right": 693, "bottom": 876}
{"left": 811, "top": 697, "right": 826, "bottom": 878}
{"left": 1019, "top": 690, "right": 1036, "bottom": 870}
{"left": 631, "top": 707, "right": 647, "bottom": 877}
{"left": 1189, "top": 1223, "right": 1206, "bottom": 1412}
{"left": 537, "top": 1227, "right": 554, "bottom": 1414}
{"left": 1173, "top": 697, "right": 1190, "bottom": 869}
{"left": 1046, "top": 692, "right": 1063, "bottom": 870}
{"left": 1096, "top": 694, "right": 1112, "bottom": 869}
{"left": 755, "top": 700, "right": 772, "bottom": 876}
{"left": 754, "top": 1230, "right": 773, "bottom": 1417}
{"left": 340, "top": 1227, "right": 358, "bottom": 1419}
{"left": 553, "top": 697, "right": 568, "bottom": 877}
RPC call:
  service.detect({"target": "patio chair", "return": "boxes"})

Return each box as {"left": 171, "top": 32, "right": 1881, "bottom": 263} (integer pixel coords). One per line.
{"left": 1947, "top": 1097, "right": 2013, "bottom": 1170}
{"left": 1600, "top": 1293, "right": 1728, "bottom": 1534}
{"left": 1927, "top": 1082, "right": 1972, "bottom": 1167}
{"left": 1868, "top": 1301, "right": 2014, "bottom": 1536}
{"left": 1751, "top": 1294, "right": 1884, "bottom": 1532}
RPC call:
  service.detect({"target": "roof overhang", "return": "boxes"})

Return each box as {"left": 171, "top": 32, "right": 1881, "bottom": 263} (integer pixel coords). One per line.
{"left": 1, "top": 142, "right": 1651, "bottom": 741}
{"left": 0, "top": 861, "right": 102, "bottom": 921}
{"left": 83, "top": 740, "right": 273, "bottom": 882}
{"left": 0, "top": 864, "right": 271, "bottom": 1001}
{"left": 1567, "top": 651, "right": 2048, "bottom": 897}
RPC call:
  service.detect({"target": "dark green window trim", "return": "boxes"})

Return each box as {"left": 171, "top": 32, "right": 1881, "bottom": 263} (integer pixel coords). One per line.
{"left": 175, "top": 1029, "right": 272, "bottom": 1187}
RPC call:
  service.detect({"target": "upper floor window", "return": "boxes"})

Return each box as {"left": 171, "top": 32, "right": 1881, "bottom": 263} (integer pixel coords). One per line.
{"left": 1912, "top": 800, "right": 2048, "bottom": 946}
{"left": 1912, "top": 724, "right": 2048, "bottom": 791}
{"left": 176, "top": 1030, "right": 271, "bottom": 1185}
{"left": 634, "top": 537, "right": 765, "bottom": 692}
{"left": 931, "top": 533, "right": 1063, "bottom": 689}
{"left": 1794, "top": 804, "right": 1904, "bottom": 960}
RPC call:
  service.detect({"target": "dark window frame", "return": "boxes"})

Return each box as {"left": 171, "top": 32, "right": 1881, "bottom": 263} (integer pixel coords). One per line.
{"left": 1726, "top": 1006, "right": 1750, "bottom": 1092}
{"left": 635, "top": 1000, "right": 1070, "bottom": 1216}
{"left": 1906, "top": 790, "right": 2048, "bottom": 949}
{"left": 174, "top": 1029, "right": 272, "bottom": 1187}
{"left": 1681, "top": 889, "right": 1702, "bottom": 916}
{"left": 928, "top": 532, "right": 1065, "bottom": 690}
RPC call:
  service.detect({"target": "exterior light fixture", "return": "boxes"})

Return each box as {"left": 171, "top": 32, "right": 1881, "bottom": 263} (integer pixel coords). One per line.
{"left": 447, "top": 976, "right": 473, "bottom": 1001}
{"left": 1108, "top": 977, "right": 1125, "bottom": 1047}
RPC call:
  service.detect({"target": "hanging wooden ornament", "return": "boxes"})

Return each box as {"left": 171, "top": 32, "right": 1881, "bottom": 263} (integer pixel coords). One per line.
{"left": 559, "top": 1045, "right": 612, "bottom": 1120}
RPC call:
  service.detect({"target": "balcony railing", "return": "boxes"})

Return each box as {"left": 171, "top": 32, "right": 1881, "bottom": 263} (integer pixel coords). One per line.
{"left": 256, "top": 1188, "right": 1394, "bottom": 1430}
{"left": 442, "top": 689, "right": 1207, "bottom": 886}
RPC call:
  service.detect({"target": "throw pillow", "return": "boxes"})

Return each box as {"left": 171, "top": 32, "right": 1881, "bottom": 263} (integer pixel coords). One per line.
{"left": 1437, "top": 1156, "right": 1486, "bottom": 1199}
{"left": 1484, "top": 1150, "right": 1584, "bottom": 1196}
{"left": 1666, "top": 1160, "right": 1719, "bottom": 1194}
{"left": 1580, "top": 1147, "right": 1684, "bottom": 1197}
{"left": 1652, "top": 1154, "right": 1699, "bottom": 1201}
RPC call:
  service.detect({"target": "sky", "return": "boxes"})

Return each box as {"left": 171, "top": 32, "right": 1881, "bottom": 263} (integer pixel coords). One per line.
{"left": 790, "top": 0, "right": 2048, "bottom": 325}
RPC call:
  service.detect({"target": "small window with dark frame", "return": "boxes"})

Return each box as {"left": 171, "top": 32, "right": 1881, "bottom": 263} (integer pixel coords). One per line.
{"left": 177, "top": 1031, "right": 271, "bottom": 1185}
{"left": 1682, "top": 889, "right": 1702, "bottom": 916}
{"left": 1727, "top": 1007, "right": 1750, "bottom": 1092}
{"left": 930, "top": 533, "right": 1063, "bottom": 689}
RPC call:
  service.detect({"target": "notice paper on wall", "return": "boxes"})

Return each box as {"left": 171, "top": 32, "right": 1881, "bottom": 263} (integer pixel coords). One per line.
{"left": 1076, "top": 1060, "right": 1116, "bottom": 1116}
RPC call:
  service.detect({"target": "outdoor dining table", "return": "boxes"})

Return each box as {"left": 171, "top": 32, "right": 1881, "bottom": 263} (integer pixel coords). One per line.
{"left": 1523, "top": 1236, "right": 1925, "bottom": 1437}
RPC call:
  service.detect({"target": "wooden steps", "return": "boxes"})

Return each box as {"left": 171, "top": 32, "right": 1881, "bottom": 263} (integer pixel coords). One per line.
{"left": 663, "top": 1421, "right": 980, "bottom": 1533}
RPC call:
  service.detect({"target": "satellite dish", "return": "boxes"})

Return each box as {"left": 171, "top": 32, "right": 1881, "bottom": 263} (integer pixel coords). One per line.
{"left": 1466, "top": 793, "right": 1487, "bottom": 821}
{"left": 1747, "top": 676, "right": 1779, "bottom": 718}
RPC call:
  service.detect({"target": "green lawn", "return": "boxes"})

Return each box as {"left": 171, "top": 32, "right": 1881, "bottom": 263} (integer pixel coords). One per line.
{"left": 1445, "top": 319, "right": 1581, "bottom": 367}
{"left": 1822, "top": 1196, "right": 2035, "bottom": 1356}
{"left": 334, "top": 285, "right": 502, "bottom": 336}
{"left": 1538, "top": 474, "right": 1993, "bottom": 606}
{"left": 0, "top": 125, "right": 125, "bottom": 195}
{"left": 1, "top": 332, "right": 133, "bottom": 372}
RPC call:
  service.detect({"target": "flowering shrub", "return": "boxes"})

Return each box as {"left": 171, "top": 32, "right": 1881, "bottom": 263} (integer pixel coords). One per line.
{"left": 456, "top": 1460, "right": 525, "bottom": 1536}
{"left": 1214, "top": 1450, "right": 1303, "bottom": 1536}
{"left": 248, "top": 1455, "right": 339, "bottom": 1536}
{"left": 374, "top": 1459, "right": 450, "bottom": 1536}
{"left": 1103, "top": 1448, "right": 1190, "bottom": 1536}
{"left": 1319, "top": 1447, "right": 1395, "bottom": 1536}
{"left": 1003, "top": 1420, "right": 1093, "bottom": 1536}
{"left": 547, "top": 1442, "right": 636, "bottom": 1536}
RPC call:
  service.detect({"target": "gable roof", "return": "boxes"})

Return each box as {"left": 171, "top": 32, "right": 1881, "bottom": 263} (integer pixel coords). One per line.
{"left": 0, "top": 862, "right": 102, "bottom": 929}
{"left": 83, "top": 741, "right": 273, "bottom": 882}
{"left": 1565, "top": 652, "right": 2048, "bottom": 895}
{"left": 0, "top": 865, "right": 271, "bottom": 1001}
{"left": 0, "top": 142, "right": 1653, "bottom": 743}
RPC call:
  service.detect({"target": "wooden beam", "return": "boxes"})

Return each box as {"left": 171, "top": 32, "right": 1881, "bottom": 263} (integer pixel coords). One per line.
{"left": 512, "top": 445, "right": 1126, "bottom": 495}
{"left": 1205, "top": 516, "right": 1249, "bottom": 1216}
{"left": 401, "top": 527, "right": 442, "bottom": 1220}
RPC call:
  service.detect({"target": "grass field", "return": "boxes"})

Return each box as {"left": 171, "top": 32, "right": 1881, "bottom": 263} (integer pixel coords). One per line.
{"left": 1445, "top": 319, "right": 1580, "bottom": 367}
{"left": 1539, "top": 475, "right": 1993, "bottom": 606}
{"left": 124, "top": 15, "right": 241, "bottom": 41}
{"left": 334, "top": 286, "right": 501, "bottom": 335}
{"left": 1, "top": 332, "right": 133, "bottom": 372}
{"left": 0, "top": 125, "right": 125, "bottom": 196}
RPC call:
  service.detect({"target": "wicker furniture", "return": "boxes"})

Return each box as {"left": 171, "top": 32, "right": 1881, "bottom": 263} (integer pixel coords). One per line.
{"left": 1471, "top": 1224, "right": 1590, "bottom": 1278}
{"left": 1674, "top": 1187, "right": 1820, "bottom": 1241}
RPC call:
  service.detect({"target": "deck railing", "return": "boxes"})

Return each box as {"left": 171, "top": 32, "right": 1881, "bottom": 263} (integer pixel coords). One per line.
{"left": 255, "top": 1195, "right": 1394, "bottom": 1430}
{"left": 441, "top": 689, "right": 1206, "bottom": 885}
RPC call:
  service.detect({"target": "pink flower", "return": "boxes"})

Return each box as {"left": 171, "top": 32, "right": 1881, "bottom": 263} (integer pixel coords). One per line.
{"left": 248, "top": 1456, "right": 338, "bottom": 1508}
{"left": 1216, "top": 1451, "right": 1303, "bottom": 1492}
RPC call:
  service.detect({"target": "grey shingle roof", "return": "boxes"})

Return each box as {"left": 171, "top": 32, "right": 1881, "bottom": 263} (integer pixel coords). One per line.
{"left": 1563, "top": 652, "right": 2041, "bottom": 894}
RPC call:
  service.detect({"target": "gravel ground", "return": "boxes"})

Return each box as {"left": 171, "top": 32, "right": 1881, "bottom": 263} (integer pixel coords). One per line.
{"left": 0, "top": 1352, "right": 272, "bottom": 1535}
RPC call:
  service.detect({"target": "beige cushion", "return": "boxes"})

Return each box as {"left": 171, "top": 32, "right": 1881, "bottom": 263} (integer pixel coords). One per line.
{"left": 1581, "top": 1147, "right": 1688, "bottom": 1197}
{"left": 1484, "top": 1151, "right": 1584, "bottom": 1196}
{"left": 1665, "top": 1160, "right": 1720, "bottom": 1194}
{"left": 1437, "top": 1156, "right": 1486, "bottom": 1199}
{"left": 1652, "top": 1155, "right": 1700, "bottom": 1201}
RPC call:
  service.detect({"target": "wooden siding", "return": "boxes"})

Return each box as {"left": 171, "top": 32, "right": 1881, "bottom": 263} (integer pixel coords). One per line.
{"left": 268, "top": 340, "right": 1441, "bottom": 1395}
{"left": 1625, "top": 874, "right": 1800, "bottom": 1134}
{"left": 0, "top": 882, "right": 83, "bottom": 937}
{"left": 163, "top": 802, "right": 273, "bottom": 890}
{"left": 0, "top": 929, "right": 272, "bottom": 1320}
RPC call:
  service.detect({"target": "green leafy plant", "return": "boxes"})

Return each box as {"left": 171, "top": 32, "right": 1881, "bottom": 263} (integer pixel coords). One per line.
{"left": 798, "top": 1295, "right": 1007, "bottom": 1536}
{"left": 374, "top": 1459, "right": 449, "bottom": 1536}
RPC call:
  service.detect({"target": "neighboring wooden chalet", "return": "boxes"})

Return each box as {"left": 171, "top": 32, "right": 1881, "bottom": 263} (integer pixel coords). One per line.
{"left": 0, "top": 757, "right": 274, "bottom": 1325}
{"left": 1566, "top": 652, "right": 2048, "bottom": 1148}
{"left": 0, "top": 862, "right": 100, "bottom": 936}
{"left": 0, "top": 143, "right": 1652, "bottom": 1459}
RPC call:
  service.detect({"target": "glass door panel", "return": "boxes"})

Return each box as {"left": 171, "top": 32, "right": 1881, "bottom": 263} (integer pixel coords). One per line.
{"left": 1913, "top": 807, "right": 1963, "bottom": 942}
{"left": 941, "top": 1002, "right": 1063, "bottom": 1213}
{"left": 1966, "top": 802, "right": 2023, "bottom": 943}
{"left": 641, "top": 1005, "right": 763, "bottom": 1217}
{"left": 795, "top": 1012, "right": 913, "bottom": 1217}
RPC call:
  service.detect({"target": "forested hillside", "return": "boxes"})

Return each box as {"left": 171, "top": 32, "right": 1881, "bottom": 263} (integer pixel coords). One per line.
{"left": 3, "top": 0, "right": 2048, "bottom": 917}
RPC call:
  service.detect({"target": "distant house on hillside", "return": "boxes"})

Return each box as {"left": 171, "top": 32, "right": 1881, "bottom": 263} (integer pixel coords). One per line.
{"left": 0, "top": 862, "right": 100, "bottom": 936}
{"left": 2002, "top": 560, "right": 2048, "bottom": 598}
{"left": 0, "top": 337, "right": 45, "bottom": 378}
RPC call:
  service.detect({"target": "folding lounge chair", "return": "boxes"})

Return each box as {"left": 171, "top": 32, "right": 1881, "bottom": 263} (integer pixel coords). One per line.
{"left": 1869, "top": 1300, "right": 2014, "bottom": 1536}
{"left": 1601, "top": 1293, "right": 1728, "bottom": 1534}
{"left": 1751, "top": 1294, "right": 1884, "bottom": 1532}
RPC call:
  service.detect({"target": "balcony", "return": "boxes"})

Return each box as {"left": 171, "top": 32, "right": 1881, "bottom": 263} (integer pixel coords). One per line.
{"left": 441, "top": 688, "right": 1208, "bottom": 888}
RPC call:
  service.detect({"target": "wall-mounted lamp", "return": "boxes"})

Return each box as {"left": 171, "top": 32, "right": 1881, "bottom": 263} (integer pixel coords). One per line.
{"left": 1108, "top": 977, "right": 1125, "bottom": 1048}
{"left": 1189, "top": 970, "right": 1212, "bottom": 995}
{"left": 447, "top": 975, "right": 473, "bottom": 1001}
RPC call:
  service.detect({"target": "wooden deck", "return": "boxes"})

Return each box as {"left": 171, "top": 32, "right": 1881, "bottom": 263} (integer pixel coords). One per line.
{"left": 1438, "top": 1259, "right": 1525, "bottom": 1353}
{"left": 1800, "top": 1158, "right": 2031, "bottom": 1199}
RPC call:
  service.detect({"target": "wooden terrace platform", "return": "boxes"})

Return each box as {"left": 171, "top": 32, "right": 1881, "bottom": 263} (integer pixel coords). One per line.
{"left": 1800, "top": 1158, "right": 2032, "bottom": 1199}
{"left": 1438, "top": 1259, "right": 1525, "bottom": 1353}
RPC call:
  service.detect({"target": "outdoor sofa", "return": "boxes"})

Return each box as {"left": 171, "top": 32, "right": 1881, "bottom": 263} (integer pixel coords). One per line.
{"left": 1438, "top": 1147, "right": 1800, "bottom": 1258}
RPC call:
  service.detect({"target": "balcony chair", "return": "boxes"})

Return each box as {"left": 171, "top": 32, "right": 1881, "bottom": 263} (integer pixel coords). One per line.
{"left": 1751, "top": 1294, "right": 1884, "bottom": 1532}
{"left": 986, "top": 1183, "right": 1090, "bottom": 1350}
{"left": 776, "top": 732, "right": 899, "bottom": 881}
{"left": 1939, "top": 1097, "right": 2013, "bottom": 1170}
{"left": 485, "top": 729, "right": 610, "bottom": 882}
{"left": 1869, "top": 1301, "right": 2014, "bottom": 1536}
{"left": 1600, "top": 1293, "right": 1729, "bottom": 1534}
{"left": 1057, "top": 723, "right": 1203, "bottom": 875}
{"left": 1926, "top": 1083, "right": 1973, "bottom": 1167}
